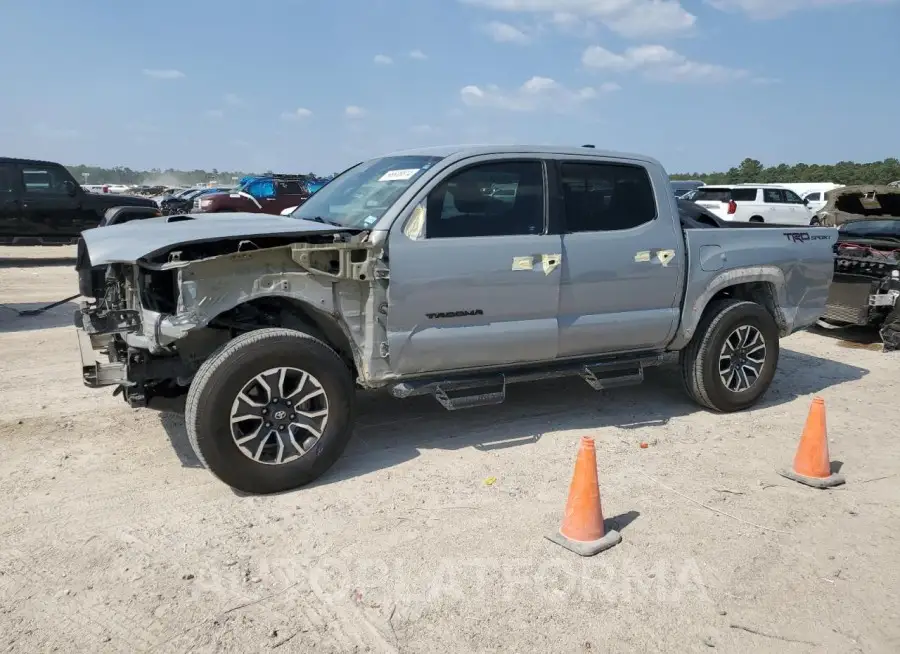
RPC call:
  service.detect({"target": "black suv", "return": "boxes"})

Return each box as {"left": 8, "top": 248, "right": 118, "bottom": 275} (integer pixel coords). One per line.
{"left": 0, "top": 157, "right": 160, "bottom": 245}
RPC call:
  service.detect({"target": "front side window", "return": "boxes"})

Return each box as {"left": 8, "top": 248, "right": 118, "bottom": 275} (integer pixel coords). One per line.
{"left": 275, "top": 179, "right": 306, "bottom": 195}
{"left": 783, "top": 190, "right": 804, "bottom": 204}
{"left": 763, "top": 189, "right": 784, "bottom": 203}
{"left": 21, "top": 166, "right": 69, "bottom": 195}
{"left": 291, "top": 155, "right": 444, "bottom": 228}
{"left": 424, "top": 161, "right": 545, "bottom": 238}
{"left": 560, "top": 161, "right": 656, "bottom": 232}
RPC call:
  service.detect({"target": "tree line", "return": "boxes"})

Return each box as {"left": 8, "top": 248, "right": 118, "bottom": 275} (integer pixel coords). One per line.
{"left": 671, "top": 158, "right": 900, "bottom": 186}
{"left": 67, "top": 157, "right": 900, "bottom": 187}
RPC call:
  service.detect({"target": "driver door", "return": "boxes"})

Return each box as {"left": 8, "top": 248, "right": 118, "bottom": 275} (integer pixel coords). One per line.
{"left": 385, "top": 156, "right": 562, "bottom": 375}
{"left": 18, "top": 163, "right": 85, "bottom": 241}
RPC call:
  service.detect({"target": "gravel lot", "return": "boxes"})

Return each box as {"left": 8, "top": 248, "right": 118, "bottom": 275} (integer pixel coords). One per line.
{"left": 1, "top": 246, "right": 899, "bottom": 653}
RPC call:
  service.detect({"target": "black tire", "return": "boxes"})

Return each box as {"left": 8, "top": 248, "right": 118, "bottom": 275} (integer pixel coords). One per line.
{"left": 185, "top": 328, "right": 355, "bottom": 494}
{"left": 809, "top": 216, "right": 821, "bottom": 226}
{"left": 680, "top": 299, "right": 780, "bottom": 412}
{"left": 749, "top": 216, "right": 764, "bottom": 223}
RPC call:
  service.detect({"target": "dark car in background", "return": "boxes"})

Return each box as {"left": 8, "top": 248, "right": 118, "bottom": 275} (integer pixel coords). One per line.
{"left": 159, "top": 187, "right": 232, "bottom": 215}
{"left": 0, "top": 157, "right": 159, "bottom": 245}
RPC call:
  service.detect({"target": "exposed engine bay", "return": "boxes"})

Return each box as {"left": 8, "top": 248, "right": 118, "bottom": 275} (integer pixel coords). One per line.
{"left": 75, "top": 229, "right": 390, "bottom": 407}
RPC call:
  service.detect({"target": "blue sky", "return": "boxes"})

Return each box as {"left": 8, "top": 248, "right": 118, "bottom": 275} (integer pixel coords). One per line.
{"left": 1, "top": 0, "right": 898, "bottom": 175}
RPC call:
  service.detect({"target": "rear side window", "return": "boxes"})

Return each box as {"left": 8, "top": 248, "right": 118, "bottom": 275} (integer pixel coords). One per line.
{"left": 560, "top": 162, "right": 657, "bottom": 232}
{"left": 731, "top": 188, "right": 757, "bottom": 201}
{"left": 693, "top": 188, "right": 731, "bottom": 202}
{"left": 805, "top": 192, "right": 821, "bottom": 202}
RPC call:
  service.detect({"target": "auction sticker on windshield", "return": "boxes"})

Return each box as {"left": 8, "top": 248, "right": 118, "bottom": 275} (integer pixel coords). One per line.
{"left": 378, "top": 169, "right": 420, "bottom": 182}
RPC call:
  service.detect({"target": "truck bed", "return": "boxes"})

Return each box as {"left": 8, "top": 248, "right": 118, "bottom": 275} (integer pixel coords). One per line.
{"left": 673, "top": 225, "right": 837, "bottom": 349}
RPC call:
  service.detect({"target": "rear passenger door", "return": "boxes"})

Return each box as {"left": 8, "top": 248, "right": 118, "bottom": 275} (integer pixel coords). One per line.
{"left": 386, "top": 156, "right": 562, "bottom": 374}
{"left": 554, "top": 158, "right": 684, "bottom": 356}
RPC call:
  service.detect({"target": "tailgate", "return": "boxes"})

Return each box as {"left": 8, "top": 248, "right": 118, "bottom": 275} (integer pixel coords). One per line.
{"left": 680, "top": 225, "right": 838, "bottom": 336}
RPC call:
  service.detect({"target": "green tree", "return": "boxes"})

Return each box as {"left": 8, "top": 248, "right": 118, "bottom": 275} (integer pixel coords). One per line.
{"left": 670, "top": 158, "right": 900, "bottom": 186}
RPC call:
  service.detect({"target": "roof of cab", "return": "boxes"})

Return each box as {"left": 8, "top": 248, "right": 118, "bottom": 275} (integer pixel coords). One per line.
{"left": 380, "top": 144, "right": 663, "bottom": 167}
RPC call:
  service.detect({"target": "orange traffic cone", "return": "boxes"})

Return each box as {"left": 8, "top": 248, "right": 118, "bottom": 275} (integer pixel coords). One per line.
{"left": 777, "top": 397, "right": 845, "bottom": 488}
{"left": 545, "top": 436, "right": 622, "bottom": 556}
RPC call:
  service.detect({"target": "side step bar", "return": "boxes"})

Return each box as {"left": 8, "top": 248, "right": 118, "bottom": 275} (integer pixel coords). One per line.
{"left": 389, "top": 353, "right": 670, "bottom": 411}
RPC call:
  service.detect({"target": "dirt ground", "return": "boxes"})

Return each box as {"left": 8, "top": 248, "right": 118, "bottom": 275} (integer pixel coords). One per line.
{"left": 1, "top": 246, "right": 898, "bottom": 654}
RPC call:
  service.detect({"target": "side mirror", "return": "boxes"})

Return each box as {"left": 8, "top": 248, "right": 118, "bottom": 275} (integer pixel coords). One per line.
{"left": 802, "top": 198, "right": 809, "bottom": 205}
{"left": 64, "top": 180, "right": 78, "bottom": 197}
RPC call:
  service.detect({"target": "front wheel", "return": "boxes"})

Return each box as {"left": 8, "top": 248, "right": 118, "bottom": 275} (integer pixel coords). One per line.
{"left": 680, "top": 299, "right": 780, "bottom": 412}
{"left": 185, "top": 328, "right": 356, "bottom": 494}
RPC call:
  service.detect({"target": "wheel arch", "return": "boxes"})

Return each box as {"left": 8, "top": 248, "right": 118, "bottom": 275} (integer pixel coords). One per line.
{"left": 206, "top": 296, "right": 359, "bottom": 376}
{"left": 671, "top": 267, "right": 789, "bottom": 350}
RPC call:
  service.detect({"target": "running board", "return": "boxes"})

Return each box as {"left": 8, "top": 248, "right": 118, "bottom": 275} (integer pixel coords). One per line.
{"left": 580, "top": 363, "right": 644, "bottom": 390}
{"left": 389, "top": 353, "right": 665, "bottom": 411}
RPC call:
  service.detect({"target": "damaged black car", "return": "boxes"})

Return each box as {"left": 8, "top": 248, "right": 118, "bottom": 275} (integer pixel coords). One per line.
{"left": 819, "top": 217, "right": 900, "bottom": 349}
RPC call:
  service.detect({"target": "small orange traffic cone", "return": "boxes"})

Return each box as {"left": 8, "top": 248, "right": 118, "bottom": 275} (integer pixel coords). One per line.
{"left": 777, "top": 397, "right": 845, "bottom": 488}
{"left": 545, "top": 436, "right": 622, "bottom": 556}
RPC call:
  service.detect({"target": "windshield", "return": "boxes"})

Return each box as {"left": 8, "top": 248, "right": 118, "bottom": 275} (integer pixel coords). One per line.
{"left": 840, "top": 220, "right": 900, "bottom": 238}
{"left": 290, "top": 155, "right": 444, "bottom": 228}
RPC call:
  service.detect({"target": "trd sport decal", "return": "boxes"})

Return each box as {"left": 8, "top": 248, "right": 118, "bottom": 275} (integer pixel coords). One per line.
{"left": 426, "top": 309, "right": 484, "bottom": 319}
{"left": 783, "top": 232, "right": 833, "bottom": 242}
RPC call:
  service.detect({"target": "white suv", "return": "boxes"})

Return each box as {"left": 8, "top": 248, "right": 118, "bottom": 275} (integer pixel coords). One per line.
{"left": 690, "top": 185, "right": 815, "bottom": 225}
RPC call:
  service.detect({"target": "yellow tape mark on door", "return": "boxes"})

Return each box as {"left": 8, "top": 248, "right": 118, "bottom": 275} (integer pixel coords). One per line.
{"left": 511, "top": 256, "right": 533, "bottom": 271}
{"left": 656, "top": 249, "right": 676, "bottom": 267}
{"left": 542, "top": 253, "right": 561, "bottom": 275}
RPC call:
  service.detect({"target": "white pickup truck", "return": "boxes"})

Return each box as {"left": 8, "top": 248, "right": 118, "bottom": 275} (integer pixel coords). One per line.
{"left": 73, "top": 145, "right": 837, "bottom": 494}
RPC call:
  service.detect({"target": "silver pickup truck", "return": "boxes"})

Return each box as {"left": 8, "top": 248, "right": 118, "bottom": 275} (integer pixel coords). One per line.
{"left": 74, "top": 145, "right": 837, "bottom": 494}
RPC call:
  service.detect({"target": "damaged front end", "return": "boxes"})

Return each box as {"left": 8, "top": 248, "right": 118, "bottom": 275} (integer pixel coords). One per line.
{"left": 75, "top": 225, "right": 392, "bottom": 407}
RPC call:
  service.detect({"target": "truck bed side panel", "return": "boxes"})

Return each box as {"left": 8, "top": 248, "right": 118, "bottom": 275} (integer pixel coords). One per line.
{"left": 671, "top": 227, "right": 837, "bottom": 349}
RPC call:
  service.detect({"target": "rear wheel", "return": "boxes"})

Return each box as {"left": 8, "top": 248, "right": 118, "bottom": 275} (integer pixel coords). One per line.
{"left": 749, "top": 216, "right": 764, "bottom": 223}
{"left": 680, "top": 299, "right": 780, "bottom": 412}
{"left": 185, "top": 328, "right": 356, "bottom": 494}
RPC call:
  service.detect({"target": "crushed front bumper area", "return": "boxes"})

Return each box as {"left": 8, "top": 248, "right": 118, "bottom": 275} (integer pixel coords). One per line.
{"left": 74, "top": 302, "right": 195, "bottom": 406}
{"left": 74, "top": 306, "right": 129, "bottom": 388}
